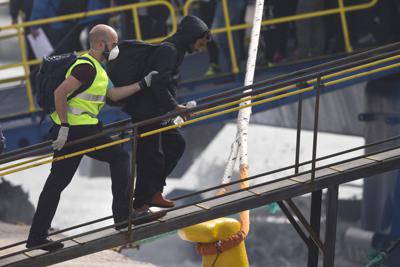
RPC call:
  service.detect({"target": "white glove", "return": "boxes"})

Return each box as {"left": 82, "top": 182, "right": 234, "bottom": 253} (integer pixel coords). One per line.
{"left": 52, "top": 126, "right": 69, "bottom": 151}
{"left": 143, "top": 71, "right": 159, "bottom": 87}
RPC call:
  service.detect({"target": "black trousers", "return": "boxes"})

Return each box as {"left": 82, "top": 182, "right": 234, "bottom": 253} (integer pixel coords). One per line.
{"left": 133, "top": 123, "right": 185, "bottom": 209}
{"left": 29, "top": 124, "right": 130, "bottom": 239}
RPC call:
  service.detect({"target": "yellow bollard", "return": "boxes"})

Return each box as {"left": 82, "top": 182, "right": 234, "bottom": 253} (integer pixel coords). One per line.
{"left": 178, "top": 218, "right": 249, "bottom": 267}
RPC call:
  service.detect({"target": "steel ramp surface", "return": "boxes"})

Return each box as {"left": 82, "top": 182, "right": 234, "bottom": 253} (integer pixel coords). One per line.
{"left": 2, "top": 147, "right": 400, "bottom": 267}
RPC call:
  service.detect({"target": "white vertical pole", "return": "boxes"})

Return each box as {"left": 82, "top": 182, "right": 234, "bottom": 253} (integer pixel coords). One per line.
{"left": 220, "top": 0, "right": 265, "bottom": 236}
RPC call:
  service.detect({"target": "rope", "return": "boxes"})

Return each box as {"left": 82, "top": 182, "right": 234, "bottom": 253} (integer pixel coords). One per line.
{"left": 220, "top": 0, "right": 264, "bottom": 239}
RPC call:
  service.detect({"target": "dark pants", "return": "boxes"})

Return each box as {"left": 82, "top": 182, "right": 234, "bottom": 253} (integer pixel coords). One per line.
{"left": 28, "top": 124, "right": 130, "bottom": 239}
{"left": 133, "top": 123, "right": 185, "bottom": 209}
{"left": 199, "top": 0, "right": 219, "bottom": 65}
{"left": 263, "top": 0, "right": 297, "bottom": 62}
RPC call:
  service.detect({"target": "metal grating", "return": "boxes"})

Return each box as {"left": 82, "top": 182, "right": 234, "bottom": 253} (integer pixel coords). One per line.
{"left": 366, "top": 148, "right": 400, "bottom": 161}
{"left": 158, "top": 205, "right": 204, "bottom": 222}
{"left": 250, "top": 179, "right": 298, "bottom": 195}
{"left": 290, "top": 168, "right": 338, "bottom": 183}
{"left": 329, "top": 158, "right": 376, "bottom": 172}
{"left": 196, "top": 191, "right": 256, "bottom": 210}
{"left": 72, "top": 228, "right": 120, "bottom": 244}
{"left": 0, "top": 254, "right": 29, "bottom": 266}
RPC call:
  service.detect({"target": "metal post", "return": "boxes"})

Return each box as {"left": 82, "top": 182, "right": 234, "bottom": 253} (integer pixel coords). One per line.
{"left": 278, "top": 201, "right": 313, "bottom": 248}
{"left": 323, "top": 185, "right": 339, "bottom": 267}
{"left": 132, "top": 7, "right": 142, "bottom": 40}
{"left": 285, "top": 199, "right": 325, "bottom": 253}
{"left": 221, "top": 0, "right": 239, "bottom": 74}
{"left": 338, "top": 0, "right": 353, "bottom": 52}
{"left": 307, "top": 190, "right": 323, "bottom": 267}
{"left": 295, "top": 93, "right": 303, "bottom": 174}
{"left": 128, "top": 127, "right": 139, "bottom": 233}
{"left": 308, "top": 77, "right": 323, "bottom": 267}
{"left": 16, "top": 26, "right": 35, "bottom": 112}
{"left": 311, "top": 78, "right": 322, "bottom": 181}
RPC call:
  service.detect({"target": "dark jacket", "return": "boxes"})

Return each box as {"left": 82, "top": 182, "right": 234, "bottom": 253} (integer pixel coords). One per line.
{"left": 123, "top": 15, "right": 209, "bottom": 121}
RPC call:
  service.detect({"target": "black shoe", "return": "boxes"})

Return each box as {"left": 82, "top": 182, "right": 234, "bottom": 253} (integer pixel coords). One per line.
{"left": 115, "top": 208, "right": 167, "bottom": 230}
{"left": 26, "top": 237, "right": 64, "bottom": 252}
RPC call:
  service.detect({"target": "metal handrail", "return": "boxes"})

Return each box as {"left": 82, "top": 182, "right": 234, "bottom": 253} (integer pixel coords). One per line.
{"left": 1, "top": 49, "right": 399, "bottom": 176}
{"left": 1, "top": 42, "right": 400, "bottom": 165}
{"left": 1, "top": 42, "right": 400, "bottom": 261}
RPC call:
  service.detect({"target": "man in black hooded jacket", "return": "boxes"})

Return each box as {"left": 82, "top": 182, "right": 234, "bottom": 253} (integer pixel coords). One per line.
{"left": 112, "top": 16, "right": 210, "bottom": 213}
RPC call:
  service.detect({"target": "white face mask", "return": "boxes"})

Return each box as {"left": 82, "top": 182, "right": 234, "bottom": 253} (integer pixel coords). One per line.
{"left": 108, "top": 46, "right": 119, "bottom": 61}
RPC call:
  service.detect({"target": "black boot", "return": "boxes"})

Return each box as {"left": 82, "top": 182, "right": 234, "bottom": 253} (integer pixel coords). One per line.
{"left": 26, "top": 237, "right": 64, "bottom": 252}
{"left": 115, "top": 206, "right": 167, "bottom": 230}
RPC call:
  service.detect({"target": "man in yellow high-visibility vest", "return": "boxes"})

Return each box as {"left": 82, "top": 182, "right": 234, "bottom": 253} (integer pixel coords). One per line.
{"left": 26, "top": 24, "right": 157, "bottom": 252}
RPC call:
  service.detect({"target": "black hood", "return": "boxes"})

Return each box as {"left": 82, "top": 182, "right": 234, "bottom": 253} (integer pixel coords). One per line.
{"left": 164, "top": 15, "right": 209, "bottom": 53}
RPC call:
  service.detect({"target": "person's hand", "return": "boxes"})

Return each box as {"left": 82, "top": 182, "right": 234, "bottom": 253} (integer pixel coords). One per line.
{"left": 175, "top": 104, "right": 191, "bottom": 121}
{"left": 52, "top": 125, "right": 69, "bottom": 151}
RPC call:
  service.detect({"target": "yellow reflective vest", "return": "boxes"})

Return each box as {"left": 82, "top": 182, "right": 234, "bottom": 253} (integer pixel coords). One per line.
{"left": 51, "top": 53, "right": 108, "bottom": 126}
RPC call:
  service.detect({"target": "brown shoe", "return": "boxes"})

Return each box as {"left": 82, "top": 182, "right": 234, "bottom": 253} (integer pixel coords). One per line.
{"left": 149, "top": 192, "right": 175, "bottom": 208}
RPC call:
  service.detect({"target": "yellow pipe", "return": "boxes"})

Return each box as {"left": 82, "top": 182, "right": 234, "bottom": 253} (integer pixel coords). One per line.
{"left": 0, "top": 137, "right": 132, "bottom": 177}
{"left": 132, "top": 7, "right": 142, "bottom": 40}
{"left": 0, "top": 1, "right": 175, "bottom": 31}
{"left": 1, "top": 53, "right": 398, "bottom": 175}
{"left": 0, "top": 133, "right": 126, "bottom": 172}
{"left": 138, "top": 61, "right": 400, "bottom": 138}
{"left": 16, "top": 27, "right": 35, "bottom": 112}
{"left": 0, "top": 0, "right": 377, "bottom": 80}
{"left": 182, "top": 0, "right": 194, "bottom": 16}
{"left": 209, "top": 0, "right": 378, "bottom": 35}
{"left": 221, "top": 0, "right": 239, "bottom": 74}
{"left": 0, "top": 154, "right": 52, "bottom": 172}
{"left": 0, "top": 1, "right": 176, "bottom": 73}
{"left": 194, "top": 54, "right": 400, "bottom": 117}
{"left": 338, "top": 0, "right": 353, "bottom": 52}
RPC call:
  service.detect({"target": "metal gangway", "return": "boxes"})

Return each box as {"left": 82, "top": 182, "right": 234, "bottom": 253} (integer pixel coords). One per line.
{"left": 2, "top": 42, "right": 400, "bottom": 267}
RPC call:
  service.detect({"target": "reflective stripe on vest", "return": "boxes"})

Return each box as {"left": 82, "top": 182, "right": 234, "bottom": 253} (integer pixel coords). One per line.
{"left": 75, "top": 92, "right": 106, "bottom": 102}
{"left": 67, "top": 106, "right": 97, "bottom": 118}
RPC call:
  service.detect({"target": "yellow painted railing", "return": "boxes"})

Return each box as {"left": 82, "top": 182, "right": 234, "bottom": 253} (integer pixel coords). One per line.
{"left": 0, "top": 0, "right": 380, "bottom": 116}
{"left": 0, "top": 53, "right": 398, "bottom": 177}
{"left": 183, "top": 0, "right": 378, "bottom": 71}
{"left": 0, "top": 1, "right": 177, "bottom": 112}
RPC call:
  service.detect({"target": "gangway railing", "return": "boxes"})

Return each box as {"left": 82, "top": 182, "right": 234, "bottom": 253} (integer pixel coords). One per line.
{"left": 1, "top": 41, "right": 400, "bottom": 164}
{"left": 1, "top": 42, "right": 400, "bottom": 267}
{"left": 2, "top": 138, "right": 400, "bottom": 266}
